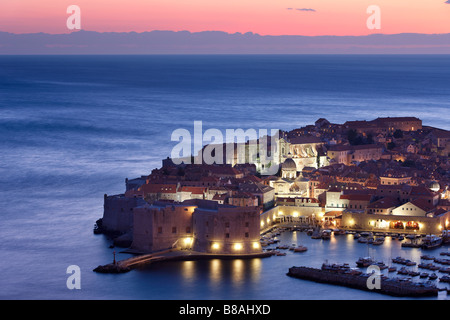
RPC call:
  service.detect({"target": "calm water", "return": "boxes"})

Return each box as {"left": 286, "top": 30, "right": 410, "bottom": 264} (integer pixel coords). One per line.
{"left": 0, "top": 55, "right": 449, "bottom": 300}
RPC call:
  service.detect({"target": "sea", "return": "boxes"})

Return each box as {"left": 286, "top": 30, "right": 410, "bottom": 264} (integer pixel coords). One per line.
{"left": 0, "top": 55, "right": 449, "bottom": 300}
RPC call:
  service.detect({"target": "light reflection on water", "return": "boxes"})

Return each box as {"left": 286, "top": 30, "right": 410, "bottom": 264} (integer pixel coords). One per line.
{"left": 142, "top": 230, "right": 450, "bottom": 300}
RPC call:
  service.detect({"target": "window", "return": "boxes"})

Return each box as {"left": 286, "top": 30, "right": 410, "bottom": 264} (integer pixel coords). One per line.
{"left": 245, "top": 232, "right": 249, "bottom": 238}
{"left": 225, "top": 233, "right": 230, "bottom": 238}
{"left": 245, "top": 222, "right": 249, "bottom": 227}
{"left": 158, "top": 227, "right": 162, "bottom": 234}
{"left": 172, "top": 227, "right": 177, "bottom": 234}
{"left": 186, "top": 227, "right": 191, "bottom": 233}
{"left": 225, "top": 222, "right": 230, "bottom": 228}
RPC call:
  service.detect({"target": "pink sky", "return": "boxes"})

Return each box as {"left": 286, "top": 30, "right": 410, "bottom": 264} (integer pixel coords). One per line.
{"left": 1, "top": 0, "right": 450, "bottom": 35}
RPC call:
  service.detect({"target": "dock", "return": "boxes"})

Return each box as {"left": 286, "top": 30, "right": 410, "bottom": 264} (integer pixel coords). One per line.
{"left": 287, "top": 266, "right": 440, "bottom": 297}
{"left": 93, "top": 249, "right": 272, "bottom": 273}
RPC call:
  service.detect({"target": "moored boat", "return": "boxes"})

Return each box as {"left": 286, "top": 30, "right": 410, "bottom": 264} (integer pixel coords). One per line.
{"left": 333, "top": 229, "right": 345, "bottom": 235}
{"left": 421, "top": 235, "right": 442, "bottom": 250}
{"left": 294, "top": 246, "right": 308, "bottom": 253}
{"left": 373, "top": 237, "right": 384, "bottom": 245}
{"left": 356, "top": 257, "right": 375, "bottom": 268}
{"left": 439, "top": 267, "right": 450, "bottom": 274}
{"left": 429, "top": 273, "right": 438, "bottom": 280}
{"left": 388, "top": 266, "right": 397, "bottom": 272}
{"left": 321, "top": 229, "right": 332, "bottom": 240}
{"left": 374, "top": 261, "right": 388, "bottom": 270}
{"left": 397, "top": 267, "right": 410, "bottom": 275}
{"left": 405, "top": 260, "right": 416, "bottom": 266}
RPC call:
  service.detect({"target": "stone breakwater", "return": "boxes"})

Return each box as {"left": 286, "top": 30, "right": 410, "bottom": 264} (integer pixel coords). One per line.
{"left": 287, "top": 266, "right": 440, "bottom": 297}
{"left": 94, "top": 249, "right": 272, "bottom": 273}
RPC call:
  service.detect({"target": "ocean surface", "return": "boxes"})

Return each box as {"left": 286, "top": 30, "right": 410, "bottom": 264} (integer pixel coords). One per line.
{"left": 0, "top": 55, "right": 449, "bottom": 300}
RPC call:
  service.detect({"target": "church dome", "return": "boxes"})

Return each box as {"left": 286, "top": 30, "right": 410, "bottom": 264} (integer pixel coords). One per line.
{"left": 429, "top": 181, "right": 440, "bottom": 192}
{"left": 282, "top": 158, "right": 297, "bottom": 170}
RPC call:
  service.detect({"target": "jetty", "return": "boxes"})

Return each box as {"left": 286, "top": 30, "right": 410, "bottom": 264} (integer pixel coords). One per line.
{"left": 93, "top": 248, "right": 272, "bottom": 273}
{"left": 287, "top": 266, "right": 440, "bottom": 297}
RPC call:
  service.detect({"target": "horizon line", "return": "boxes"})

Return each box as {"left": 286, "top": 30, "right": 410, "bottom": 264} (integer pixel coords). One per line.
{"left": 2, "top": 29, "right": 450, "bottom": 37}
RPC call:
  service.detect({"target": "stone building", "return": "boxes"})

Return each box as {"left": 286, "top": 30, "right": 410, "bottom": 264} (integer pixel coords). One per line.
{"left": 281, "top": 156, "right": 297, "bottom": 179}
{"left": 327, "top": 144, "right": 383, "bottom": 166}
{"left": 131, "top": 199, "right": 262, "bottom": 254}
{"left": 102, "top": 194, "right": 146, "bottom": 234}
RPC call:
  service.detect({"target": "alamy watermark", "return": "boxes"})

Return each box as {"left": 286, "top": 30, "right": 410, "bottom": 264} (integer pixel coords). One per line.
{"left": 66, "top": 265, "right": 81, "bottom": 289}
{"left": 366, "top": 265, "right": 381, "bottom": 290}
{"left": 171, "top": 121, "right": 280, "bottom": 176}
{"left": 67, "top": 5, "right": 81, "bottom": 30}
{"left": 367, "top": 5, "right": 381, "bottom": 30}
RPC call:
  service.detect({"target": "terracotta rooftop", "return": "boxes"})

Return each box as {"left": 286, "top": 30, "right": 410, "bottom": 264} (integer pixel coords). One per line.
{"left": 340, "top": 194, "right": 373, "bottom": 201}
{"left": 367, "top": 197, "right": 400, "bottom": 209}
{"left": 409, "top": 198, "right": 435, "bottom": 212}
{"left": 139, "top": 183, "right": 178, "bottom": 194}
{"left": 288, "top": 136, "right": 322, "bottom": 145}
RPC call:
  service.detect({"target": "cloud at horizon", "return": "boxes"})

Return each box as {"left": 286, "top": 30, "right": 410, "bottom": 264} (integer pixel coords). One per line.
{"left": 0, "top": 1, "right": 449, "bottom": 36}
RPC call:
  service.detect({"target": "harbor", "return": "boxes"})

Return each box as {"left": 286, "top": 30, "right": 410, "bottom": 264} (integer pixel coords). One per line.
{"left": 261, "top": 226, "right": 450, "bottom": 297}
{"left": 96, "top": 224, "right": 450, "bottom": 299}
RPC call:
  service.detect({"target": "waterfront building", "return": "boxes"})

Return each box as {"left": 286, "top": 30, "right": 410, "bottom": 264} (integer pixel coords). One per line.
{"left": 391, "top": 198, "right": 434, "bottom": 216}
{"left": 341, "top": 208, "right": 450, "bottom": 234}
{"left": 102, "top": 194, "right": 147, "bottom": 234}
{"left": 366, "top": 197, "right": 400, "bottom": 215}
{"left": 132, "top": 199, "right": 261, "bottom": 254}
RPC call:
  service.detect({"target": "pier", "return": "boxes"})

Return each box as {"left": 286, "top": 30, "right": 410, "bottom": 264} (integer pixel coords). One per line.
{"left": 287, "top": 266, "right": 440, "bottom": 297}
{"left": 93, "top": 248, "right": 272, "bottom": 273}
